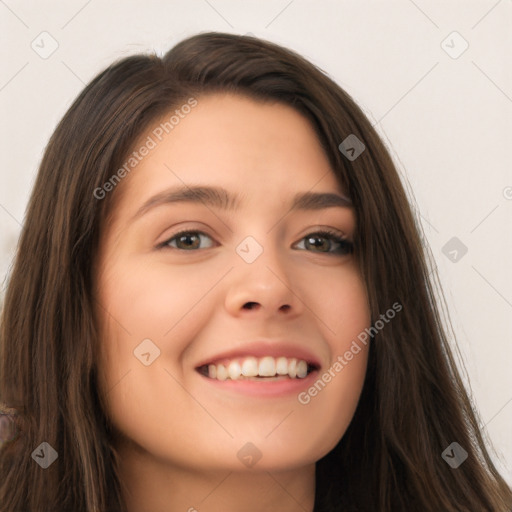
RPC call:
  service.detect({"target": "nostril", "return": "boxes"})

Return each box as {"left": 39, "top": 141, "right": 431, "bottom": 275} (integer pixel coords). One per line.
{"left": 243, "top": 302, "right": 258, "bottom": 309}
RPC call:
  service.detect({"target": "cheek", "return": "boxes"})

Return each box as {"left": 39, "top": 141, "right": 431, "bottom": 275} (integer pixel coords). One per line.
{"left": 97, "top": 255, "right": 214, "bottom": 339}
{"left": 94, "top": 256, "right": 223, "bottom": 392}
{"left": 298, "top": 347, "right": 369, "bottom": 460}
{"left": 96, "top": 255, "right": 199, "bottom": 356}
{"left": 315, "top": 262, "right": 371, "bottom": 343}
{"left": 295, "top": 265, "right": 370, "bottom": 452}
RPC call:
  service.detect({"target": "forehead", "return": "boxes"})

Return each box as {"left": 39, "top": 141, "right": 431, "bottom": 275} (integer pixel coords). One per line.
{"left": 108, "top": 92, "right": 347, "bottom": 221}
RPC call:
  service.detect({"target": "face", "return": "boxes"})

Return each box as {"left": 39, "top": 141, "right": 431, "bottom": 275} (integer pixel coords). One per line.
{"left": 94, "top": 93, "right": 371, "bottom": 474}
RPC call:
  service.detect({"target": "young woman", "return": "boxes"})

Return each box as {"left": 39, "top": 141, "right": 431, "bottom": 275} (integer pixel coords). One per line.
{"left": 1, "top": 31, "right": 511, "bottom": 512}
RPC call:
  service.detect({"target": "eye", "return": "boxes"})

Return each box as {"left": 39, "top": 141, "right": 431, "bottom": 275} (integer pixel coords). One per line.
{"left": 157, "top": 228, "right": 354, "bottom": 255}
{"left": 158, "top": 230, "right": 215, "bottom": 251}
{"left": 294, "top": 229, "right": 354, "bottom": 256}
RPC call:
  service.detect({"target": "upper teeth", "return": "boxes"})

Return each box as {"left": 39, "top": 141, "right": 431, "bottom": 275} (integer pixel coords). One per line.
{"left": 206, "top": 356, "right": 310, "bottom": 380}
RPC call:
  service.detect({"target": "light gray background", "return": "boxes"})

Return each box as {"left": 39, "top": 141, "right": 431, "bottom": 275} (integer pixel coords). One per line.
{"left": 1, "top": 0, "right": 511, "bottom": 484}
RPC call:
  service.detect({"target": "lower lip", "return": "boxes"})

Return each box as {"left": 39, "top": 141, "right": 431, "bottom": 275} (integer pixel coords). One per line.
{"left": 197, "top": 370, "right": 320, "bottom": 397}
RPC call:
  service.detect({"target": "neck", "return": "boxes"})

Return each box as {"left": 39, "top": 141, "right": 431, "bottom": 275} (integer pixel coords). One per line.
{"left": 115, "top": 439, "right": 316, "bottom": 512}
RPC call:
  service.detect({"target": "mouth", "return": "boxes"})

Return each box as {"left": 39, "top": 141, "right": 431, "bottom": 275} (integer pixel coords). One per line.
{"left": 195, "top": 355, "right": 320, "bottom": 382}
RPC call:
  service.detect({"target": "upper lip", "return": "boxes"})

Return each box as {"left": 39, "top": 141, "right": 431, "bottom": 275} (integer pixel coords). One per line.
{"left": 194, "top": 340, "right": 322, "bottom": 369}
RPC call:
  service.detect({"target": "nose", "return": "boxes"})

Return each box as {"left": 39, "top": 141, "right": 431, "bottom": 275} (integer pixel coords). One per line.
{"left": 224, "top": 244, "right": 303, "bottom": 320}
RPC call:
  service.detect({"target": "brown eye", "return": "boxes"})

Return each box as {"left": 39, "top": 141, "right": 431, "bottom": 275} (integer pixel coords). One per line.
{"left": 158, "top": 228, "right": 353, "bottom": 255}
{"left": 160, "top": 230, "right": 215, "bottom": 251}
{"left": 296, "top": 230, "right": 354, "bottom": 255}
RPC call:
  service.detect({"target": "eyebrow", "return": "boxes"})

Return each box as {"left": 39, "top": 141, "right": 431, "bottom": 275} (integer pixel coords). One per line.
{"left": 131, "top": 185, "right": 353, "bottom": 221}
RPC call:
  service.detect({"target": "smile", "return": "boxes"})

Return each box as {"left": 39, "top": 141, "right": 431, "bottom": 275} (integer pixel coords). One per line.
{"left": 197, "top": 355, "right": 319, "bottom": 381}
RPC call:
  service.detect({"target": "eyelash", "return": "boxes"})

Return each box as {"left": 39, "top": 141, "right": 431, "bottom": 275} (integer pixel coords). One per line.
{"left": 157, "top": 229, "right": 354, "bottom": 256}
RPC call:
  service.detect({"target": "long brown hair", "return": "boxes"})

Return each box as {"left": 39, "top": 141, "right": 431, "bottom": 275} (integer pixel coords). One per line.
{"left": 1, "top": 31, "right": 511, "bottom": 512}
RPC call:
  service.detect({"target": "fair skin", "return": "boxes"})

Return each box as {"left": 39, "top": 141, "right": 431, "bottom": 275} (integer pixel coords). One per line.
{"left": 94, "top": 93, "right": 371, "bottom": 512}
